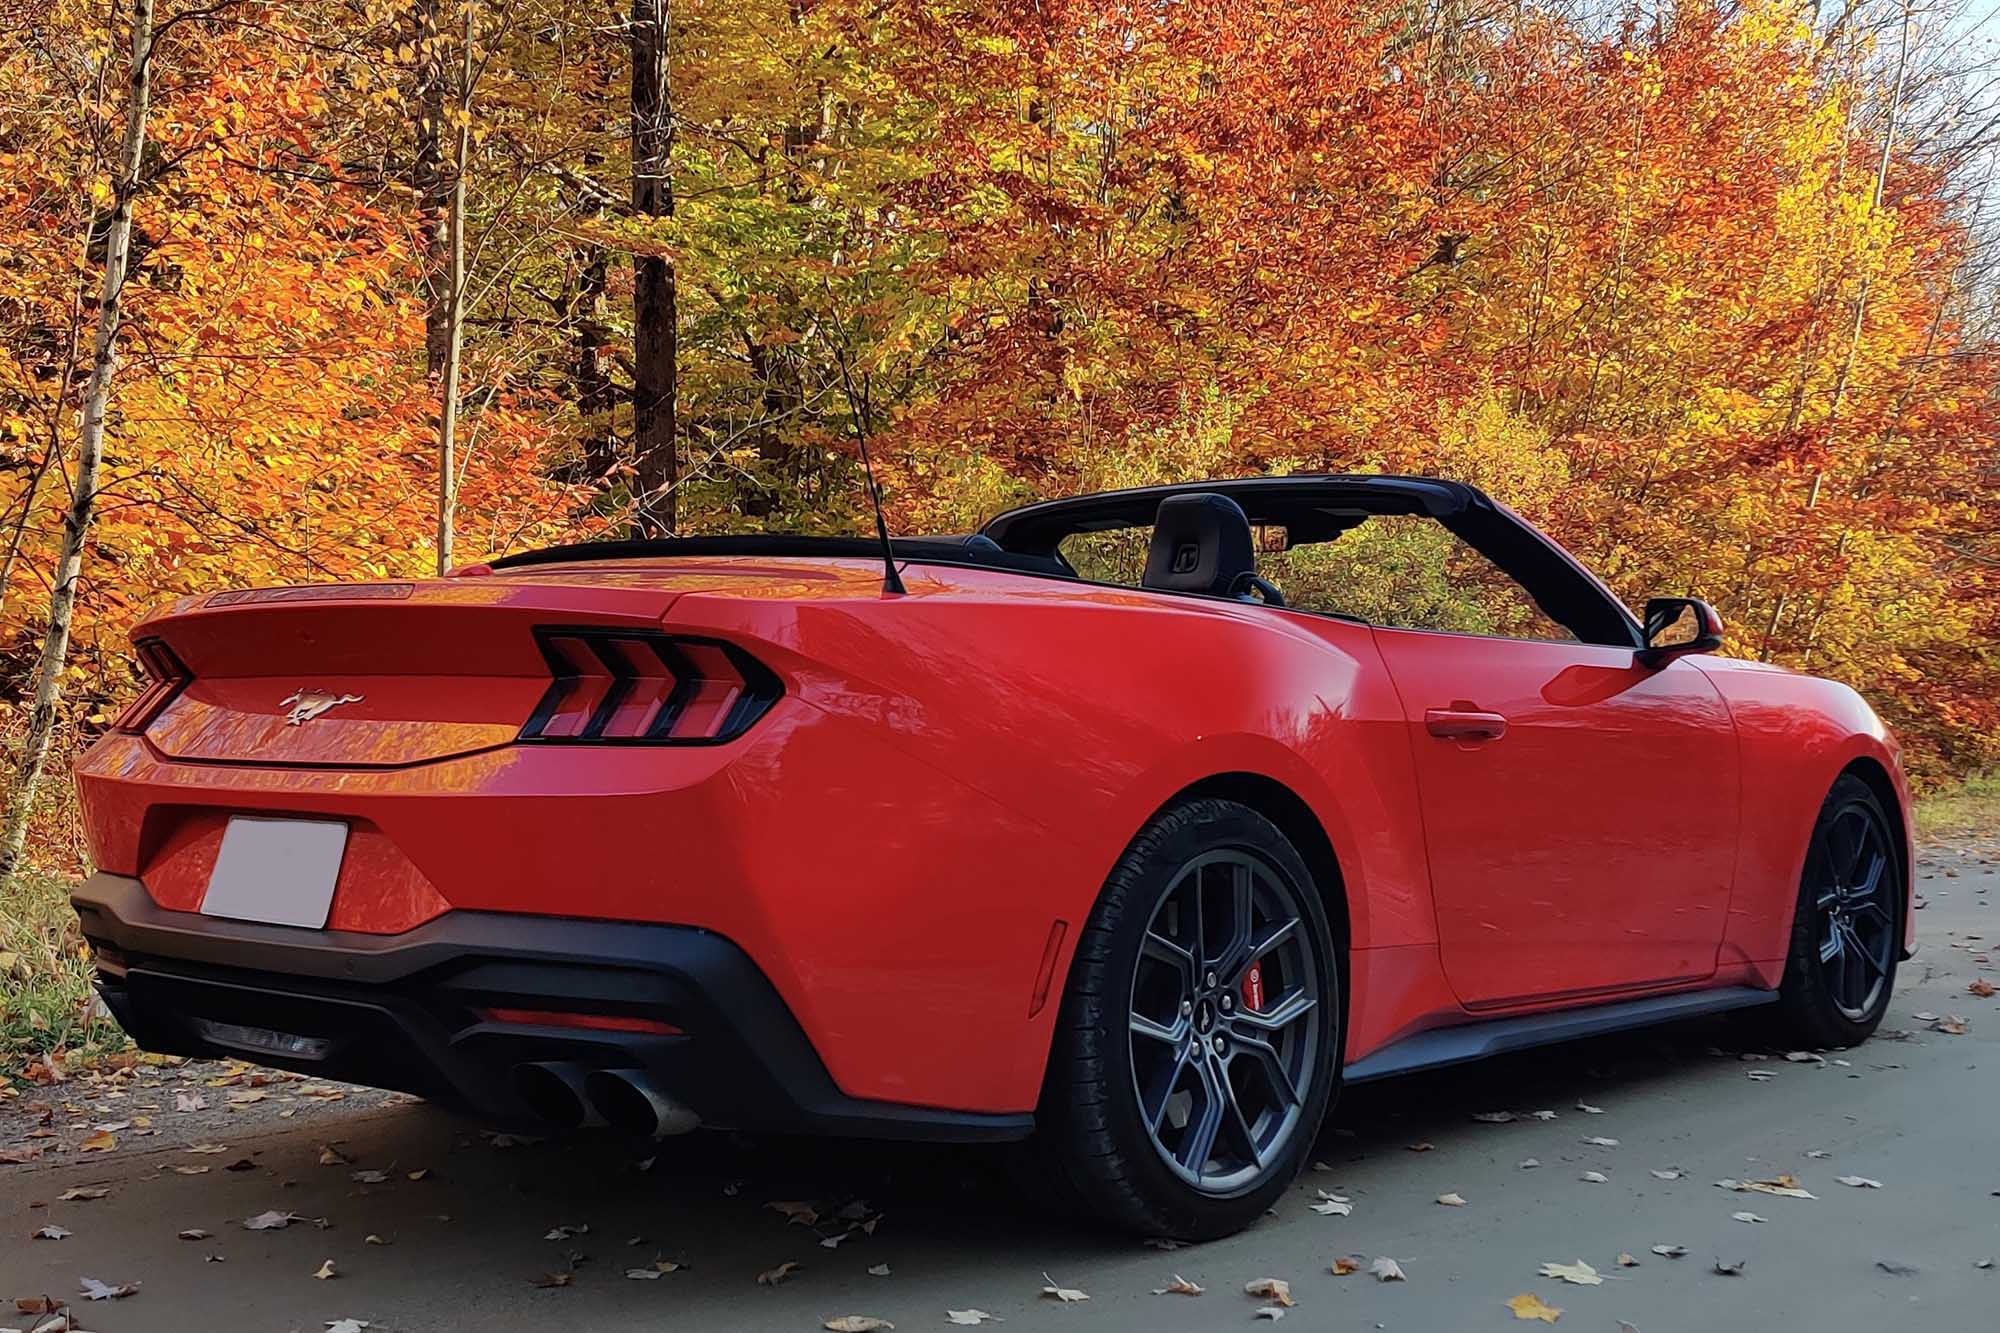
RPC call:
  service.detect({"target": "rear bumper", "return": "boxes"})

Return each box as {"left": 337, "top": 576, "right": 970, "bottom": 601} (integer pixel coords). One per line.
{"left": 71, "top": 872, "right": 1032, "bottom": 1143}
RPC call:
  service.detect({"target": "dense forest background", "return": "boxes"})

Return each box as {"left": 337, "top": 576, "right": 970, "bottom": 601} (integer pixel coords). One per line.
{"left": 1, "top": 0, "right": 1996, "bottom": 872}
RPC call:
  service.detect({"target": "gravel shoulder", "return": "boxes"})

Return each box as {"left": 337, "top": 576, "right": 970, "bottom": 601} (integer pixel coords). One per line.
{"left": 3, "top": 837, "right": 1996, "bottom": 1332}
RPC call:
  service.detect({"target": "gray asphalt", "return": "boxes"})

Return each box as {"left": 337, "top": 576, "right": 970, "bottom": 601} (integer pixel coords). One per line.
{"left": 4, "top": 841, "right": 1997, "bottom": 1332}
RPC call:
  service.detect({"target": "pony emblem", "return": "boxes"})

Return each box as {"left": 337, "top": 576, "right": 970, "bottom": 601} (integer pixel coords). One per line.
{"left": 280, "top": 689, "right": 363, "bottom": 726}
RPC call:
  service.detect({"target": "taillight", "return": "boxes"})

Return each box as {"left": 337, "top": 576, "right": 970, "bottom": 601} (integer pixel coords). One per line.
{"left": 114, "top": 638, "right": 191, "bottom": 733}
{"left": 518, "top": 627, "right": 781, "bottom": 745}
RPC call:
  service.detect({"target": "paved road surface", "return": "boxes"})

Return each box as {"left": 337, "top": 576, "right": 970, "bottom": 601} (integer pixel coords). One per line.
{"left": 4, "top": 842, "right": 1996, "bottom": 1332}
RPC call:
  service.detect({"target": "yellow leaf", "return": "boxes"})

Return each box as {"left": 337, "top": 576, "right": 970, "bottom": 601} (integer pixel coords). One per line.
{"left": 1508, "top": 1292, "right": 1562, "bottom": 1322}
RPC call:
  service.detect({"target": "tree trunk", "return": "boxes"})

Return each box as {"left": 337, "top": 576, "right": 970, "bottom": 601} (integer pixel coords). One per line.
{"left": 0, "top": 0, "right": 155, "bottom": 882}
{"left": 629, "top": 0, "right": 676, "bottom": 537}
{"left": 413, "top": 0, "right": 453, "bottom": 375}
{"left": 434, "top": 0, "right": 473, "bottom": 574}
{"left": 575, "top": 233, "right": 614, "bottom": 476}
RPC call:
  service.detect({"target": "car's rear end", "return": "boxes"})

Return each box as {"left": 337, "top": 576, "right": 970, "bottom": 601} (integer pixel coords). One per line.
{"left": 71, "top": 555, "right": 1055, "bottom": 1142}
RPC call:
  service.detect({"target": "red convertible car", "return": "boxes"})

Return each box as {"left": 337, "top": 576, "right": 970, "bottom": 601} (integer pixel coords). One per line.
{"left": 70, "top": 475, "right": 1911, "bottom": 1238}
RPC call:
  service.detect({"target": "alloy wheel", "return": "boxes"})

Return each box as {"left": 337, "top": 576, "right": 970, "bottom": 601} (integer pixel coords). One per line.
{"left": 1127, "top": 848, "right": 1322, "bottom": 1194}
{"left": 1812, "top": 800, "right": 1896, "bottom": 1022}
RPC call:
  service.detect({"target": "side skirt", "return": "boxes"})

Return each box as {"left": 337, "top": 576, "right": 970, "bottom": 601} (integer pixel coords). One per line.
{"left": 1342, "top": 985, "right": 1778, "bottom": 1084}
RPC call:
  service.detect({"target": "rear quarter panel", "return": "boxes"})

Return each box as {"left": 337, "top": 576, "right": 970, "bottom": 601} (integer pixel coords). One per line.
{"left": 665, "top": 565, "right": 1439, "bottom": 1100}
{"left": 1691, "top": 657, "right": 1914, "bottom": 975}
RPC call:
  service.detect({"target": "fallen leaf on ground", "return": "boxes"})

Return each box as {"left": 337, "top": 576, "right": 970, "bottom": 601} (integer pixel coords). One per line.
{"left": 1580, "top": 1171, "right": 1609, "bottom": 1183}
{"left": 1520, "top": 1158, "right": 1541, "bottom": 1169}
{"left": 243, "top": 1211, "right": 304, "bottom": 1231}
{"left": 1836, "top": 1175, "right": 1883, "bottom": 1189}
{"left": 1805, "top": 1150, "right": 1831, "bottom": 1159}
{"left": 1310, "top": 1190, "right": 1352, "bottom": 1216}
{"left": 542, "top": 1224, "right": 588, "bottom": 1241}
{"left": 1437, "top": 1192, "right": 1467, "bottom": 1206}
{"left": 1876, "top": 1259, "right": 1920, "bottom": 1276}
{"left": 758, "top": 1262, "right": 801, "bottom": 1287}
{"left": 824, "top": 1319, "right": 893, "bottom": 1332}
{"left": 77, "top": 1130, "right": 115, "bottom": 1152}
{"left": 32, "top": 1225, "right": 70, "bottom": 1240}
{"left": 325, "top": 1322, "right": 370, "bottom": 1333}
{"left": 531, "top": 1272, "right": 573, "bottom": 1288}
{"left": 1369, "top": 1257, "right": 1407, "bottom": 1282}
{"left": 1472, "top": 1111, "right": 1516, "bottom": 1123}
{"left": 1617, "top": 1253, "right": 1640, "bottom": 1267}
{"left": 58, "top": 1187, "right": 109, "bottom": 1201}
{"left": 1530, "top": 1110, "right": 1558, "bottom": 1120}
{"left": 1650, "top": 1245, "right": 1687, "bottom": 1258}
{"left": 1783, "top": 1050, "right": 1825, "bottom": 1063}
{"left": 1254, "top": 1307, "right": 1287, "bottom": 1321}
{"left": 1650, "top": 1169, "right": 1682, "bottom": 1180}
{"left": 1969, "top": 979, "right": 1997, "bottom": 998}
{"left": 867, "top": 1263, "right": 891, "bottom": 1277}
{"left": 177, "top": 1229, "right": 211, "bottom": 1241}
{"left": 364, "top": 1234, "right": 389, "bottom": 1246}
{"left": 1582, "top": 1136, "right": 1620, "bottom": 1147}
{"left": 1507, "top": 1291, "right": 1563, "bottom": 1322}
{"left": 163, "top": 1164, "right": 208, "bottom": 1176}
{"left": 1539, "top": 1260, "right": 1602, "bottom": 1286}
{"left": 184, "top": 1144, "right": 228, "bottom": 1154}
{"left": 944, "top": 1312, "right": 997, "bottom": 1326}
{"left": 350, "top": 1169, "right": 388, "bottom": 1184}
{"left": 1040, "top": 1273, "right": 1087, "bottom": 1302}
{"left": 79, "top": 1276, "right": 139, "bottom": 1300}
{"left": 1406, "top": 1142, "right": 1435, "bottom": 1152}
{"left": 1152, "top": 1275, "right": 1202, "bottom": 1295}
{"left": 313, "top": 1260, "right": 337, "bottom": 1280}
{"left": 1714, "top": 1259, "right": 1747, "bottom": 1276}
{"left": 1716, "top": 1176, "right": 1815, "bottom": 1199}
{"left": 1746, "top": 1070, "right": 1776, "bottom": 1081}
{"left": 13, "top": 1296, "right": 64, "bottom": 1315}
{"left": 174, "top": 1092, "right": 205, "bottom": 1112}
{"left": 317, "top": 1145, "right": 352, "bottom": 1166}
{"left": 1142, "top": 1237, "right": 1184, "bottom": 1251}
{"left": 1731, "top": 1212, "right": 1767, "bottom": 1224}
{"left": 0, "top": 1146, "right": 44, "bottom": 1164}
{"left": 765, "top": 1200, "right": 819, "bottom": 1226}
{"left": 1577, "top": 1102, "right": 1604, "bottom": 1114}
{"left": 1331, "top": 1256, "right": 1362, "bottom": 1275}
{"left": 407, "top": 1168, "right": 431, "bottom": 1181}
{"left": 1933, "top": 1015, "right": 1970, "bottom": 1035}
{"left": 1244, "top": 1278, "right": 1294, "bottom": 1306}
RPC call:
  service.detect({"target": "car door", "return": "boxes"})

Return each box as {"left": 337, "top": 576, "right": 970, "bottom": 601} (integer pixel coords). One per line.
{"left": 1370, "top": 628, "right": 1740, "bottom": 1007}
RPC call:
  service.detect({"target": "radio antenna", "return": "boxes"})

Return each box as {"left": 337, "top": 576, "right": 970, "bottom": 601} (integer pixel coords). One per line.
{"left": 834, "top": 350, "right": 905, "bottom": 596}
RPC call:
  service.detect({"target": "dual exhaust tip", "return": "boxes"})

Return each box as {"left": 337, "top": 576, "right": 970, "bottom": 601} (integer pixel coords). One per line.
{"left": 511, "top": 1062, "right": 700, "bottom": 1138}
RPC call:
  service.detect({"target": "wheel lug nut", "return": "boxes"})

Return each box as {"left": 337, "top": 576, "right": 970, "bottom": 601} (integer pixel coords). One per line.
{"left": 1181, "top": 999, "right": 1194, "bottom": 1015}
{"left": 1205, "top": 971, "right": 1218, "bottom": 988}
{"left": 1211, "top": 1035, "right": 1226, "bottom": 1054}
{"left": 1220, "top": 994, "right": 1234, "bottom": 1012}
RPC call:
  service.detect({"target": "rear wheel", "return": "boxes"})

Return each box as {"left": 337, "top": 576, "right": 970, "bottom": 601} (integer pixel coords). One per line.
{"left": 1027, "top": 798, "right": 1339, "bottom": 1238}
{"left": 1766, "top": 774, "right": 1902, "bottom": 1048}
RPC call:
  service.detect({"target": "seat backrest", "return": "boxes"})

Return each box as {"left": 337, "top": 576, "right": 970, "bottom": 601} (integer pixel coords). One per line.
{"left": 1142, "top": 492, "right": 1256, "bottom": 598}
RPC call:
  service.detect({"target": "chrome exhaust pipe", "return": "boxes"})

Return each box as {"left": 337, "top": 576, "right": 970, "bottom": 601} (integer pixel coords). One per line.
{"left": 584, "top": 1068, "right": 701, "bottom": 1138}
{"left": 511, "top": 1061, "right": 602, "bottom": 1129}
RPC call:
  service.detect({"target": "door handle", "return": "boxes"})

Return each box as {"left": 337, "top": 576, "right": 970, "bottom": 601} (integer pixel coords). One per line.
{"left": 1425, "top": 708, "right": 1508, "bottom": 742}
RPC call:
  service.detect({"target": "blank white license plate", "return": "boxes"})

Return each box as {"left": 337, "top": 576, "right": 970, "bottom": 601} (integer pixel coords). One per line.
{"left": 200, "top": 817, "right": 349, "bottom": 929}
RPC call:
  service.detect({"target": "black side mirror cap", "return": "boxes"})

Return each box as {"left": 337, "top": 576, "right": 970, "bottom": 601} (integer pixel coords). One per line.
{"left": 1638, "top": 596, "right": 1724, "bottom": 667}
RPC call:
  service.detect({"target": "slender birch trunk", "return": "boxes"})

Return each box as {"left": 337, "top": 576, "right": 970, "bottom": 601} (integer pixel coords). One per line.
{"left": 435, "top": 0, "right": 473, "bottom": 575}
{"left": 0, "top": 0, "right": 156, "bottom": 881}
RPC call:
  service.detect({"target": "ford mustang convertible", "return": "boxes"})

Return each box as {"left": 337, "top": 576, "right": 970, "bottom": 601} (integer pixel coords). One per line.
{"left": 70, "top": 475, "right": 1911, "bottom": 1238}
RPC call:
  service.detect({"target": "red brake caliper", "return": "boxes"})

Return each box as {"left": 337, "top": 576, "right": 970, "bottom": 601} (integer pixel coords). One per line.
{"left": 1243, "top": 958, "right": 1265, "bottom": 1013}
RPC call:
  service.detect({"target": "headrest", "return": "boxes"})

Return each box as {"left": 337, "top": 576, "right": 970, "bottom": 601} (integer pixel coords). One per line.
{"left": 1142, "top": 492, "right": 1256, "bottom": 597}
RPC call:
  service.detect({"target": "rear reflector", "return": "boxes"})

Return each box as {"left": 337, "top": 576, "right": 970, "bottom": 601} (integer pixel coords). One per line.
{"left": 114, "top": 638, "right": 191, "bottom": 734}
{"left": 519, "top": 627, "right": 781, "bottom": 745}
{"left": 478, "top": 1007, "right": 683, "bottom": 1036}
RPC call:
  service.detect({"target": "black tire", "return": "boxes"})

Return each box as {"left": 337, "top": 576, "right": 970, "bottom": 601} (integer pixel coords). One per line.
{"left": 1765, "top": 774, "right": 1902, "bottom": 1049}
{"left": 1022, "top": 798, "right": 1340, "bottom": 1239}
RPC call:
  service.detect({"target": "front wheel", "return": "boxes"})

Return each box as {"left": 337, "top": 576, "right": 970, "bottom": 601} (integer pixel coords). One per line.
{"left": 1766, "top": 774, "right": 1903, "bottom": 1048}
{"left": 1027, "top": 798, "right": 1340, "bottom": 1239}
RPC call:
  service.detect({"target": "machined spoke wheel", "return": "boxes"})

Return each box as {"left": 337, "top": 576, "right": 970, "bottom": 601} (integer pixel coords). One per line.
{"left": 1127, "top": 849, "right": 1321, "bottom": 1194}
{"left": 1810, "top": 802, "right": 1897, "bottom": 1022}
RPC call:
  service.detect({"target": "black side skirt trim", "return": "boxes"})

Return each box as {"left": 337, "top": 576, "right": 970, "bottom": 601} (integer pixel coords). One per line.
{"left": 1342, "top": 986, "right": 1778, "bottom": 1083}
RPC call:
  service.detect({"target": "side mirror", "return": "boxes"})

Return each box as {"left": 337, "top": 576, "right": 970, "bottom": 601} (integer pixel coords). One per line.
{"left": 1639, "top": 597, "right": 1724, "bottom": 666}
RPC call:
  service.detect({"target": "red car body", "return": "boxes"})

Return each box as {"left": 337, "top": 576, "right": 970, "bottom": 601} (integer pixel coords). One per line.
{"left": 70, "top": 475, "right": 1913, "bottom": 1152}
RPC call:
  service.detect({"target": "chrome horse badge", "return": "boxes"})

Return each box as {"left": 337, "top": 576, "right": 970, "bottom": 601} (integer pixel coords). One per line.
{"left": 280, "top": 689, "right": 363, "bottom": 726}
